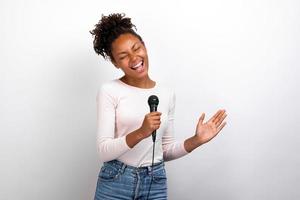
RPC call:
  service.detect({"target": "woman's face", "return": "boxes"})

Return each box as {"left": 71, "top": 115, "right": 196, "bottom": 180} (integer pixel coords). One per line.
{"left": 111, "top": 33, "right": 149, "bottom": 80}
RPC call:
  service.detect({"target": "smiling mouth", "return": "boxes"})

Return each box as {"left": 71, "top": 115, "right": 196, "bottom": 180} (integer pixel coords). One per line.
{"left": 131, "top": 60, "right": 144, "bottom": 71}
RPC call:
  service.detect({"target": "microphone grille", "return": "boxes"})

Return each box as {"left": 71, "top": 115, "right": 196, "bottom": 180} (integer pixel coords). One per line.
{"left": 148, "top": 95, "right": 159, "bottom": 106}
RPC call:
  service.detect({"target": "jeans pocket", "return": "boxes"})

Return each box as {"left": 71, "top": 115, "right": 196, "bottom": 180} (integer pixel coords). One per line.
{"left": 152, "top": 168, "right": 167, "bottom": 184}
{"left": 99, "top": 165, "right": 121, "bottom": 182}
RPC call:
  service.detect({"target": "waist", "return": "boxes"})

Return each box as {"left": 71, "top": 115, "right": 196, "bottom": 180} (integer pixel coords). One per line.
{"left": 103, "top": 159, "right": 165, "bottom": 173}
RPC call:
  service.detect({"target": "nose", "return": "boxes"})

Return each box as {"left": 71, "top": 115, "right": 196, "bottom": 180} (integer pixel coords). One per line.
{"left": 128, "top": 52, "right": 138, "bottom": 62}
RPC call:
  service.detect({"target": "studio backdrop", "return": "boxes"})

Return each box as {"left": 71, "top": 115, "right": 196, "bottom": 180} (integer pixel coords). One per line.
{"left": 1, "top": 0, "right": 299, "bottom": 199}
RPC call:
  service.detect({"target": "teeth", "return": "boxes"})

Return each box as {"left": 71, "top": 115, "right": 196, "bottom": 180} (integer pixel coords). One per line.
{"left": 132, "top": 61, "right": 143, "bottom": 69}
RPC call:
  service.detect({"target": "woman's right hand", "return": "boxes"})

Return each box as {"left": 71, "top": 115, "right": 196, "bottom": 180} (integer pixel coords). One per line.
{"left": 126, "top": 112, "right": 162, "bottom": 148}
{"left": 139, "top": 112, "right": 162, "bottom": 139}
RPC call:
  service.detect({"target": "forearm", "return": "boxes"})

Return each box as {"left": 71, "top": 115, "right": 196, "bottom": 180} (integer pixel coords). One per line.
{"left": 97, "top": 128, "right": 145, "bottom": 162}
{"left": 126, "top": 128, "right": 146, "bottom": 148}
{"left": 184, "top": 135, "right": 203, "bottom": 153}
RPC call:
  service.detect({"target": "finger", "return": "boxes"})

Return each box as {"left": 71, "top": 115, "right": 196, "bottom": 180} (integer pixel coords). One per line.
{"left": 151, "top": 117, "right": 161, "bottom": 122}
{"left": 216, "top": 122, "right": 227, "bottom": 134}
{"left": 151, "top": 124, "right": 160, "bottom": 130}
{"left": 198, "top": 113, "right": 205, "bottom": 125}
{"left": 150, "top": 116, "right": 161, "bottom": 120}
{"left": 208, "top": 109, "right": 222, "bottom": 123}
{"left": 146, "top": 113, "right": 160, "bottom": 119}
{"left": 215, "top": 112, "right": 227, "bottom": 127}
{"left": 212, "top": 109, "right": 225, "bottom": 124}
{"left": 152, "top": 121, "right": 161, "bottom": 126}
{"left": 150, "top": 119, "right": 161, "bottom": 124}
{"left": 149, "top": 112, "right": 162, "bottom": 116}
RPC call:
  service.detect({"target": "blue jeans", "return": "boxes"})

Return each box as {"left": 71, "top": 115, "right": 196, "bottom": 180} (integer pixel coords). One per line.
{"left": 94, "top": 160, "right": 167, "bottom": 200}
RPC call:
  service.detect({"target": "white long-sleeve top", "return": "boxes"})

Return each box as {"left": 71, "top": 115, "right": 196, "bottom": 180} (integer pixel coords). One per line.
{"left": 96, "top": 79, "right": 189, "bottom": 167}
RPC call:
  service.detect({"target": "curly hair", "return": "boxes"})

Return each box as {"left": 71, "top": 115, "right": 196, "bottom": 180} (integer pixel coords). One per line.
{"left": 90, "top": 13, "right": 144, "bottom": 61}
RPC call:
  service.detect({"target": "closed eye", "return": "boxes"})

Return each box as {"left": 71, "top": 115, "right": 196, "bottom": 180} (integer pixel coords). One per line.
{"left": 134, "top": 46, "right": 141, "bottom": 51}
{"left": 119, "top": 55, "right": 127, "bottom": 60}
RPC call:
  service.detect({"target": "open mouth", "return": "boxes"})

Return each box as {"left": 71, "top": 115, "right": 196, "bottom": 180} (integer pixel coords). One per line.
{"left": 130, "top": 60, "right": 145, "bottom": 73}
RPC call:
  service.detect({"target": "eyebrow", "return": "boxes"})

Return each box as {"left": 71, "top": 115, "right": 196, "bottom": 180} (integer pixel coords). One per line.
{"left": 117, "top": 42, "right": 139, "bottom": 56}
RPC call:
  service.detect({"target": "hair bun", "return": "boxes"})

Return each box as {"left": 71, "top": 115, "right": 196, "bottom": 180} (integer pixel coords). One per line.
{"left": 90, "top": 13, "right": 142, "bottom": 60}
{"left": 100, "top": 13, "right": 136, "bottom": 36}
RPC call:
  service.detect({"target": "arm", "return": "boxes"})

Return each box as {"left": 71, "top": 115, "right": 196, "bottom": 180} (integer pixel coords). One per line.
{"left": 96, "top": 86, "right": 131, "bottom": 162}
{"left": 126, "top": 112, "right": 162, "bottom": 148}
{"left": 162, "top": 91, "right": 189, "bottom": 161}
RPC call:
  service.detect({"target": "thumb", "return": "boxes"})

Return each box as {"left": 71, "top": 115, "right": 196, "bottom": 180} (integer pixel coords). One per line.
{"left": 198, "top": 113, "right": 205, "bottom": 125}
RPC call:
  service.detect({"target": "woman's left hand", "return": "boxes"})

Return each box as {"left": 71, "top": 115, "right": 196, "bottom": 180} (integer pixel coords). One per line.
{"left": 195, "top": 109, "right": 227, "bottom": 145}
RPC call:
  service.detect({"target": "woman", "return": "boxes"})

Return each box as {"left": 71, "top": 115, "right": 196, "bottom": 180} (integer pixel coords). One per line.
{"left": 90, "top": 13, "right": 227, "bottom": 200}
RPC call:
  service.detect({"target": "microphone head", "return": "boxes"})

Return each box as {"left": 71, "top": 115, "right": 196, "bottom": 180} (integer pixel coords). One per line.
{"left": 148, "top": 95, "right": 159, "bottom": 106}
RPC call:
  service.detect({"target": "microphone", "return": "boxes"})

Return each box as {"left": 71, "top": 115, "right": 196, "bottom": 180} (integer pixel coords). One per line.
{"left": 148, "top": 95, "right": 159, "bottom": 142}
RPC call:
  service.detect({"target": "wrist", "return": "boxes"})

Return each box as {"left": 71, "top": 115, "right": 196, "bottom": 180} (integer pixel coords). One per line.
{"left": 194, "top": 134, "right": 205, "bottom": 146}
{"left": 184, "top": 135, "right": 202, "bottom": 153}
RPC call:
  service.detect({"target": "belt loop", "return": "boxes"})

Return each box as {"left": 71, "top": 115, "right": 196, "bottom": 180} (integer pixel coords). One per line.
{"left": 147, "top": 166, "right": 152, "bottom": 176}
{"left": 120, "top": 162, "right": 126, "bottom": 174}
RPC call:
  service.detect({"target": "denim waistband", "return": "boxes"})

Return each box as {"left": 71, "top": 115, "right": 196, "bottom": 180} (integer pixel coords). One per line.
{"left": 103, "top": 159, "right": 164, "bottom": 174}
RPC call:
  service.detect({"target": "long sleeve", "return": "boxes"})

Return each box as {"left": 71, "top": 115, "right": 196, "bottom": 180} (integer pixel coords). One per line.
{"left": 96, "top": 85, "right": 131, "bottom": 162}
{"left": 162, "top": 91, "right": 189, "bottom": 161}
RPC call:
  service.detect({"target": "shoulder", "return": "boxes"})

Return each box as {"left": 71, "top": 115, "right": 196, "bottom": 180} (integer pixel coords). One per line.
{"left": 96, "top": 79, "right": 123, "bottom": 103}
{"left": 97, "top": 79, "right": 121, "bottom": 94}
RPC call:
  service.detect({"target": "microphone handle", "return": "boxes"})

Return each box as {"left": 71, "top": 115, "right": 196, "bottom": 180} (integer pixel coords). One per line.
{"left": 150, "top": 105, "right": 157, "bottom": 142}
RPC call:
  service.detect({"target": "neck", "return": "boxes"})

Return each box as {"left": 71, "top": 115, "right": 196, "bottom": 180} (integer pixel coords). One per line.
{"left": 120, "top": 75, "right": 155, "bottom": 89}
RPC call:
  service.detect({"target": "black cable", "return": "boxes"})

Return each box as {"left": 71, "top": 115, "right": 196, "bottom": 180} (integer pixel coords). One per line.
{"left": 146, "top": 140, "right": 155, "bottom": 200}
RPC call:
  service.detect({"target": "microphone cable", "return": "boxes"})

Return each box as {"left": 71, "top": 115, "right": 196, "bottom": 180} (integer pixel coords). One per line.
{"left": 146, "top": 137, "right": 156, "bottom": 200}
{"left": 146, "top": 95, "right": 159, "bottom": 200}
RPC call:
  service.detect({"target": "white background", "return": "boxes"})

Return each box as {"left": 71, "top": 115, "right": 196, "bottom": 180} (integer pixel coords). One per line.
{"left": 1, "top": 0, "right": 299, "bottom": 199}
